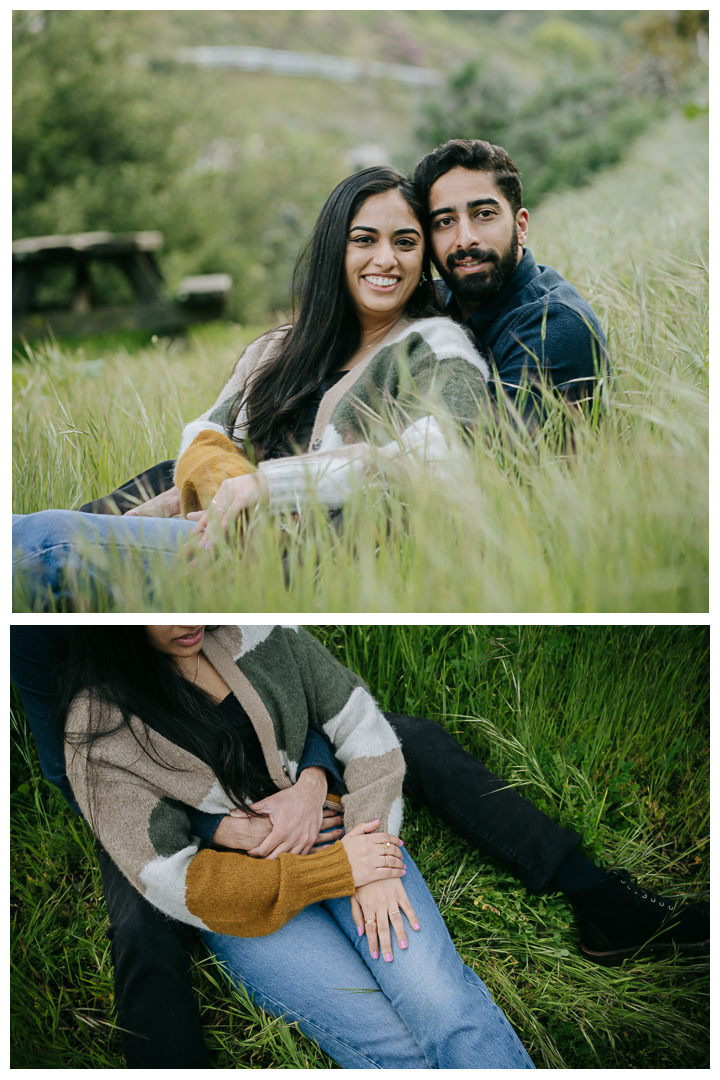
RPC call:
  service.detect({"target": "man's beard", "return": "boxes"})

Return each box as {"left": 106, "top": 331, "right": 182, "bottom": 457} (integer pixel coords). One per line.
{"left": 439, "top": 223, "right": 519, "bottom": 307}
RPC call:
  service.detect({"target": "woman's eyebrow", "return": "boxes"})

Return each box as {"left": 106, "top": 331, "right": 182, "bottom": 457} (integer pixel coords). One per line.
{"left": 348, "top": 225, "right": 421, "bottom": 236}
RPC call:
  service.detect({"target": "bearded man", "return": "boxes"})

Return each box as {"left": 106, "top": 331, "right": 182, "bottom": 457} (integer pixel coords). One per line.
{"left": 414, "top": 138, "right": 608, "bottom": 427}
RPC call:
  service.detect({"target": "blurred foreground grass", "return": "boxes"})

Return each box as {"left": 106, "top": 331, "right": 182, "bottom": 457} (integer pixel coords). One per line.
{"left": 11, "top": 625, "right": 709, "bottom": 1068}
{"left": 12, "top": 111, "right": 708, "bottom": 612}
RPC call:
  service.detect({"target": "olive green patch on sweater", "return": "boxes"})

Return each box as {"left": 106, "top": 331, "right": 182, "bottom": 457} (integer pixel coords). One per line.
{"left": 148, "top": 797, "right": 199, "bottom": 858}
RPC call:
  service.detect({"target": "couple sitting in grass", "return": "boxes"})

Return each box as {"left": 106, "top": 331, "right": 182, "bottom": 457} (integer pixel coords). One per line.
{"left": 14, "top": 139, "right": 607, "bottom": 604}
{"left": 11, "top": 625, "right": 709, "bottom": 1068}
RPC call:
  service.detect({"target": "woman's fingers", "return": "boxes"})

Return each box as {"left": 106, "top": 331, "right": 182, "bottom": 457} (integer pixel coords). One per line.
{"left": 364, "top": 917, "right": 380, "bottom": 959}
{"left": 390, "top": 909, "right": 407, "bottom": 952}
{"left": 401, "top": 894, "right": 420, "bottom": 933}
{"left": 350, "top": 895, "right": 365, "bottom": 938}
{"left": 377, "top": 912, "right": 393, "bottom": 962}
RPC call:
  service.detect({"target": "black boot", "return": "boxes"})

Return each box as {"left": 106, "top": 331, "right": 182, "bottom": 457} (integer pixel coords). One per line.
{"left": 571, "top": 870, "right": 709, "bottom": 966}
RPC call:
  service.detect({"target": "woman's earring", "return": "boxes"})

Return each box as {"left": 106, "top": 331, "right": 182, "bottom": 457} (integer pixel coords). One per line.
{"left": 420, "top": 272, "right": 428, "bottom": 285}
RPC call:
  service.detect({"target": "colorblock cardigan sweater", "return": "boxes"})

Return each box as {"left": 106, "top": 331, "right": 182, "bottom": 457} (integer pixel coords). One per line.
{"left": 65, "top": 625, "right": 405, "bottom": 938}
{"left": 174, "top": 315, "right": 490, "bottom": 512}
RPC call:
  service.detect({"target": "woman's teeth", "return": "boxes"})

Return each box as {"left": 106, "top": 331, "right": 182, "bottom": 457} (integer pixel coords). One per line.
{"left": 364, "top": 275, "right": 399, "bottom": 287}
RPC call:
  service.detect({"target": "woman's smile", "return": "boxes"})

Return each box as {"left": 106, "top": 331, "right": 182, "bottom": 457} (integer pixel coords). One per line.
{"left": 362, "top": 274, "right": 402, "bottom": 292}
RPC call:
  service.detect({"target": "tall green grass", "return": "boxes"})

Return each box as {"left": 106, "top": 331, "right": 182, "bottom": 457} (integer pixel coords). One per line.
{"left": 12, "top": 112, "right": 708, "bottom": 612}
{"left": 11, "top": 625, "right": 709, "bottom": 1068}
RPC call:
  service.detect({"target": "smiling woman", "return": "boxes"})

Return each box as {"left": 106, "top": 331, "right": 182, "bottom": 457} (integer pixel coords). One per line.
{"left": 46, "top": 623, "right": 535, "bottom": 1068}
{"left": 13, "top": 166, "right": 492, "bottom": 606}
{"left": 174, "top": 166, "right": 490, "bottom": 543}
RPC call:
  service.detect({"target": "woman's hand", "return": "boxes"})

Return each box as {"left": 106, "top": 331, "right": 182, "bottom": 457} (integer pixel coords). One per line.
{"left": 352, "top": 879, "right": 420, "bottom": 962}
{"left": 340, "top": 820, "right": 405, "bottom": 888}
{"left": 187, "top": 472, "right": 268, "bottom": 549}
{"left": 124, "top": 485, "right": 181, "bottom": 518}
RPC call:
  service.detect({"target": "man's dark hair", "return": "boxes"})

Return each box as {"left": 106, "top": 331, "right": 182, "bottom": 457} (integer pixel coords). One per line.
{"left": 230, "top": 165, "right": 437, "bottom": 460}
{"left": 413, "top": 139, "right": 523, "bottom": 217}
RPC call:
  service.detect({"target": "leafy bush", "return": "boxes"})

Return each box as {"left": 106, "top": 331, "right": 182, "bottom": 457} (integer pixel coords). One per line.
{"left": 418, "top": 61, "right": 660, "bottom": 207}
{"left": 12, "top": 11, "right": 347, "bottom": 324}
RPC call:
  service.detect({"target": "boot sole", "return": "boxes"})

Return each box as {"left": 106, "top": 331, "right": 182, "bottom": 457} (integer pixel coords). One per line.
{"left": 581, "top": 939, "right": 710, "bottom": 967}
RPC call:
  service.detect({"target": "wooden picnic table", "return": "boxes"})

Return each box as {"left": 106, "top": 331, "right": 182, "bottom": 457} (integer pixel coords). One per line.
{"left": 12, "top": 230, "right": 231, "bottom": 339}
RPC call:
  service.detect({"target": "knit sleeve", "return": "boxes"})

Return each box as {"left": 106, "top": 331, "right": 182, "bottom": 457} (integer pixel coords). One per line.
{"left": 286, "top": 629, "right": 405, "bottom": 836}
{"left": 174, "top": 429, "right": 257, "bottom": 516}
{"left": 64, "top": 698, "right": 354, "bottom": 938}
{"left": 174, "top": 327, "right": 290, "bottom": 467}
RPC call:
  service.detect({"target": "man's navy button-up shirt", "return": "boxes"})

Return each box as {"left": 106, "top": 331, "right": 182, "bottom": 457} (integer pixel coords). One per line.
{"left": 440, "top": 248, "right": 608, "bottom": 423}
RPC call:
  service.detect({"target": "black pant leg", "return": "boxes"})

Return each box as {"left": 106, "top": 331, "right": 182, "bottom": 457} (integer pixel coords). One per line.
{"left": 386, "top": 712, "right": 580, "bottom": 894}
{"left": 96, "top": 844, "right": 210, "bottom": 1068}
{"left": 78, "top": 460, "right": 177, "bottom": 515}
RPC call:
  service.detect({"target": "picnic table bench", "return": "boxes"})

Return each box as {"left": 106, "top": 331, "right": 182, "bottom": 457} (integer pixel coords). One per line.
{"left": 12, "top": 230, "right": 231, "bottom": 339}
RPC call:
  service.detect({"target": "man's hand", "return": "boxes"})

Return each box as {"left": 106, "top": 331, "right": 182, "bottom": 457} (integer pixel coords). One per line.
{"left": 211, "top": 811, "right": 273, "bottom": 852}
{"left": 124, "top": 485, "right": 181, "bottom": 518}
{"left": 245, "top": 767, "right": 338, "bottom": 859}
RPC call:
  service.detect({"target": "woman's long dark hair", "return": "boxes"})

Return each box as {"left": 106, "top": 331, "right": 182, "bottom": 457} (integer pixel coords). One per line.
{"left": 227, "top": 165, "right": 438, "bottom": 460}
{"left": 58, "top": 627, "right": 262, "bottom": 825}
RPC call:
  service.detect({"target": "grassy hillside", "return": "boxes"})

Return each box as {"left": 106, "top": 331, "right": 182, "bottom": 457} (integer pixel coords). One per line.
{"left": 12, "top": 109, "right": 708, "bottom": 613}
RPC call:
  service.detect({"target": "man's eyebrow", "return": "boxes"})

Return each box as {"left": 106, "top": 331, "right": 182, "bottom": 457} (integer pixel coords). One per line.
{"left": 348, "top": 225, "right": 422, "bottom": 236}
{"left": 430, "top": 197, "right": 501, "bottom": 220}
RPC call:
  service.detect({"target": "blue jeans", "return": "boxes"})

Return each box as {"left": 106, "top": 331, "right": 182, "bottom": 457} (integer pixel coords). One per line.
{"left": 199, "top": 851, "right": 534, "bottom": 1070}
{"left": 12, "top": 510, "right": 193, "bottom": 608}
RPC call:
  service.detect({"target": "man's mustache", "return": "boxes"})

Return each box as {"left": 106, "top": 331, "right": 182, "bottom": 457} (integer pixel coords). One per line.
{"left": 446, "top": 246, "right": 498, "bottom": 272}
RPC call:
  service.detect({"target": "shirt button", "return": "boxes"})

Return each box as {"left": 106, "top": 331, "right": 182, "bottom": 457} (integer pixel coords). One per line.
{"left": 312, "top": 439, "right": 322, "bottom": 451}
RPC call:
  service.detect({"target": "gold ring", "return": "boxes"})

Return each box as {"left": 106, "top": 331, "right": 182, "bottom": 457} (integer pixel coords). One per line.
{"left": 383, "top": 842, "right": 390, "bottom": 856}
{"left": 384, "top": 854, "right": 388, "bottom": 867}
{"left": 210, "top": 500, "right": 225, "bottom": 513}
{"left": 388, "top": 909, "right": 400, "bottom": 916}
{"left": 366, "top": 919, "right": 376, "bottom": 925}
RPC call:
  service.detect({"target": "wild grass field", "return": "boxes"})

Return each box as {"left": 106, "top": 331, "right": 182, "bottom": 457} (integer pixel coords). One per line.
{"left": 12, "top": 111, "right": 708, "bottom": 612}
{"left": 10, "top": 625, "right": 710, "bottom": 1069}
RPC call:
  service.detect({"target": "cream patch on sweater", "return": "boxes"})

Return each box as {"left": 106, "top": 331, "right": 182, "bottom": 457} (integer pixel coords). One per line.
{"left": 197, "top": 778, "right": 235, "bottom": 816}
{"left": 388, "top": 795, "right": 403, "bottom": 837}
{"left": 322, "top": 686, "right": 401, "bottom": 765}
{"left": 140, "top": 849, "right": 209, "bottom": 930}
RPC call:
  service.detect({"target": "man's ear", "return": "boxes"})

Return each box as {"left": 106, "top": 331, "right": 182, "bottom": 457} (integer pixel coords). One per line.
{"left": 516, "top": 208, "right": 529, "bottom": 248}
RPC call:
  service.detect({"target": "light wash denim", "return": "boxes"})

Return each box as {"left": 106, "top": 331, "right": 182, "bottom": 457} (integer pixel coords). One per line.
{"left": 199, "top": 851, "right": 534, "bottom": 1070}
{"left": 12, "top": 510, "right": 193, "bottom": 607}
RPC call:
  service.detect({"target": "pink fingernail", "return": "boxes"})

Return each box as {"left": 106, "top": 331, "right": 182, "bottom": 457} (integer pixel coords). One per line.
{"left": 399, "top": 840, "right": 404, "bottom": 846}
{"left": 385, "top": 953, "right": 392, "bottom": 962}
{"left": 372, "top": 951, "right": 379, "bottom": 960}
{"left": 414, "top": 923, "right": 420, "bottom": 930}
{"left": 402, "top": 869, "right": 406, "bottom": 875}
{"left": 400, "top": 940, "right": 407, "bottom": 949}
{"left": 357, "top": 925, "right": 363, "bottom": 936}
